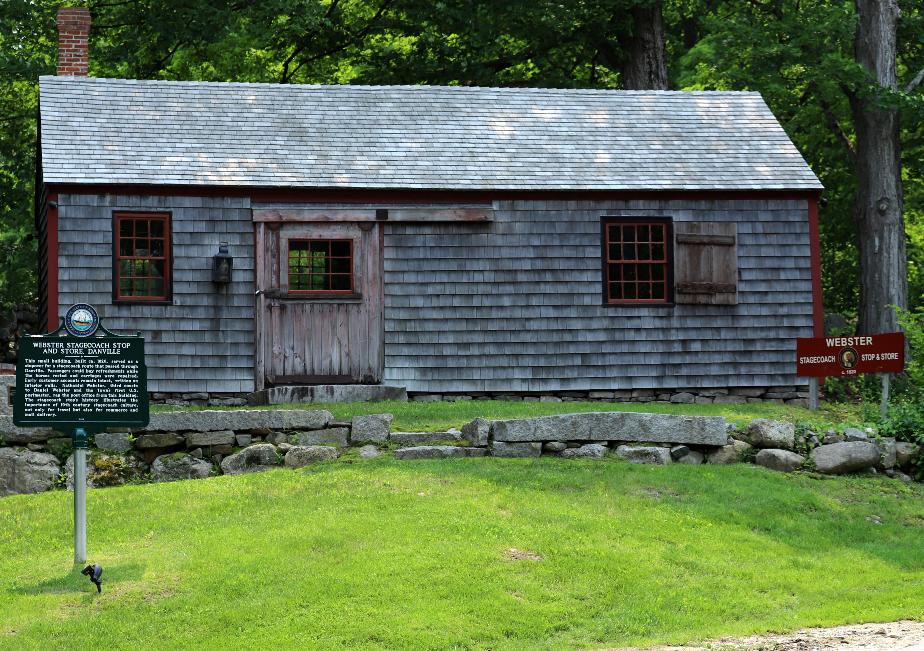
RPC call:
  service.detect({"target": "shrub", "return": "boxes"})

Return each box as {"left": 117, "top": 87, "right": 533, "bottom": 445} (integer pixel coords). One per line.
{"left": 878, "top": 400, "right": 924, "bottom": 479}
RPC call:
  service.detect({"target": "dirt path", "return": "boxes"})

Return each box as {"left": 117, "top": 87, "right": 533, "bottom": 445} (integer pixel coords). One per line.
{"left": 608, "top": 620, "right": 924, "bottom": 650}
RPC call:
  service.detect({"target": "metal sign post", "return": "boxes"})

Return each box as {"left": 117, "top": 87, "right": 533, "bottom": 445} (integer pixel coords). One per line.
{"left": 73, "top": 428, "right": 89, "bottom": 564}
{"left": 881, "top": 373, "right": 890, "bottom": 420}
{"left": 13, "top": 304, "right": 148, "bottom": 568}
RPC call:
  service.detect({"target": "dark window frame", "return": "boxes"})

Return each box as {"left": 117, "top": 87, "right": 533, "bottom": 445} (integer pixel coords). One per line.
{"left": 112, "top": 211, "right": 173, "bottom": 305}
{"left": 601, "top": 216, "right": 674, "bottom": 306}
{"left": 287, "top": 238, "right": 355, "bottom": 295}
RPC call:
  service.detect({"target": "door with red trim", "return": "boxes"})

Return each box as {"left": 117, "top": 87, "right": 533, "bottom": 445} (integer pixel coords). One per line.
{"left": 255, "top": 221, "right": 383, "bottom": 386}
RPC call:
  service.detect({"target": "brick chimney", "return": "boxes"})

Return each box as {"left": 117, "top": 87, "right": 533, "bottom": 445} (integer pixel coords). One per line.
{"left": 56, "top": 7, "right": 91, "bottom": 76}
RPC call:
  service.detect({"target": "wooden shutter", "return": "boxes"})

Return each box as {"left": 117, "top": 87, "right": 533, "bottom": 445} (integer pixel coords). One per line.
{"left": 673, "top": 222, "right": 738, "bottom": 305}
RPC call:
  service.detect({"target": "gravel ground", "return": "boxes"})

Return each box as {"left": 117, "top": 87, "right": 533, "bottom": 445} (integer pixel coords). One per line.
{"left": 608, "top": 620, "right": 924, "bottom": 651}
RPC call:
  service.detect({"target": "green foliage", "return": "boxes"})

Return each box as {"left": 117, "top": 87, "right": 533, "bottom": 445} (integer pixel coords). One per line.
{"left": 878, "top": 400, "right": 924, "bottom": 479}
{"left": 896, "top": 307, "right": 924, "bottom": 395}
{"left": 88, "top": 453, "right": 137, "bottom": 487}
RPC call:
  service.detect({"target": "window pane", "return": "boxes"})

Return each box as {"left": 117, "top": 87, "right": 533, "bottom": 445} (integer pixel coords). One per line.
{"left": 622, "top": 243, "right": 636, "bottom": 260}
{"left": 330, "top": 241, "right": 351, "bottom": 257}
{"left": 652, "top": 265, "right": 665, "bottom": 281}
{"left": 151, "top": 260, "right": 165, "bottom": 278}
{"left": 639, "top": 283, "right": 651, "bottom": 299}
{"left": 624, "top": 283, "right": 637, "bottom": 299}
{"left": 652, "top": 244, "right": 665, "bottom": 260}
{"left": 119, "top": 220, "right": 133, "bottom": 237}
{"left": 330, "top": 258, "right": 350, "bottom": 274}
{"left": 135, "top": 220, "right": 148, "bottom": 237}
{"left": 151, "top": 278, "right": 165, "bottom": 297}
{"left": 638, "top": 265, "right": 650, "bottom": 281}
{"left": 331, "top": 274, "right": 351, "bottom": 291}
{"left": 151, "top": 239, "right": 164, "bottom": 257}
{"left": 309, "top": 240, "right": 327, "bottom": 253}
{"left": 608, "top": 264, "right": 621, "bottom": 283}
{"left": 638, "top": 243, "right": 650, "bottom": 260}
{"left": 151, "top": 220, "right": 164, "bottom": 237}
{"left": 652, "top": 283, "right": 665, "bottom": 299}
{"left": 638, "top": 225, "right": 649, "bottom": 241}
{"left": 624, "top": 265, "right": 637, "bottom": 281}
{"left": 608, "top": 244, "right": 620, "bottom": 261}
{"left": 609, "top": 282, "right": 622, "bottom": 300}
{"left": 119, "top": 279, "right": 131, "bottom": 296}
{"left": 310, "top": 275, "right": 326, "bottom": 290}
{"left": 290, "top": 240, "right": 309, "bottom": 252}
{"left": 120, "top": 239, "right": 134, "bottom": 257}
{"left": 623, "top": 225, "right": 636, "bottom": 242}
{"left": 651, "top": 225, "right": 664, "bottom": 241}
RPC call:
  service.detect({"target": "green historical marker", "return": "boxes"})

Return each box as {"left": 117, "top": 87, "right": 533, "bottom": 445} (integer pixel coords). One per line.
{"left": 13, "top": 304, "right": 149, "bottom": 564}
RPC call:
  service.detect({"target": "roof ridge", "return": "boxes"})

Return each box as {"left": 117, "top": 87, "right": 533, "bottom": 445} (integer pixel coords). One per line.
{"left": 38, "top": 76, "right": 760, "bottom": 95}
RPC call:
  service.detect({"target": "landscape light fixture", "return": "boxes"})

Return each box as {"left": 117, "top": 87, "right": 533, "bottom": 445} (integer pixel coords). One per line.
{"left": 81, "top": 564, "right": 103, "bottom": 593}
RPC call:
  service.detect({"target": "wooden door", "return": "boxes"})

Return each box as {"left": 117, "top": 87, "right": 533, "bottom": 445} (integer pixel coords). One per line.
{"left": 255, "top": 221, "right": 383, "bottom": 387}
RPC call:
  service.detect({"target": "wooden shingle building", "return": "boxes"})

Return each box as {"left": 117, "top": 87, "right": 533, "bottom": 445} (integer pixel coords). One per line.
{"left": 36, "top": 9, "right": 823, "bottom": 401}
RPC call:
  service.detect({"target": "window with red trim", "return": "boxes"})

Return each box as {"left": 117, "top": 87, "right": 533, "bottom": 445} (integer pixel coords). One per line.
{"left": 114, "top": 212, "right": 171, "bottom": 302}
{"left": 288, "top": 239, "right": 353, "bottom": 293}
{"left": 603, "top": 219, "right": 672, "bottom": 304}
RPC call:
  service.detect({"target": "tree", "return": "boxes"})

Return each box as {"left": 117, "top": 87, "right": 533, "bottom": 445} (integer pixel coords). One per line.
{"left": 619, "top": 0, "right": 668, "bottom": 89}
{"left": 849, "top": 0, "right": 906, "bottom": 335}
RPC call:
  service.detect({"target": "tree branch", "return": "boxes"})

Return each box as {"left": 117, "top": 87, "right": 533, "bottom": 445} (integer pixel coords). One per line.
{"left": 905, "top": 65, "right": 924, "bottom": 93}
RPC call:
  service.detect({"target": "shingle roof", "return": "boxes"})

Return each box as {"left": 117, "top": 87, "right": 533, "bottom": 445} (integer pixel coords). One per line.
{"left": 39, "top": 76, "right": 822, "bottom": 191}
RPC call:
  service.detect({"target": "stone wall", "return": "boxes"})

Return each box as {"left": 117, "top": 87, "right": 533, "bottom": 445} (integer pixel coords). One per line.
{"left": 0, "top": 409, "right": 917, "bottom": 497}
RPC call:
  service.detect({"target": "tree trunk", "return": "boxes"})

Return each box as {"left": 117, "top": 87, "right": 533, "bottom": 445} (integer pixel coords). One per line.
{"left": 850, "top": 0, "right": 906, "bottom": 335}
{"left": 621, "top": 2, "right": 668, "bottom": 90}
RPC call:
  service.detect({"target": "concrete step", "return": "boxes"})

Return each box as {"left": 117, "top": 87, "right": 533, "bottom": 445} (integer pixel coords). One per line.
{"left": 250, "top": 384, "right": 407, "bottom": 405}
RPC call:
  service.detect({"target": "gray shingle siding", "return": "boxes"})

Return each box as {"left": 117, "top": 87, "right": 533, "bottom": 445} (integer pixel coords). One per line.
{"left": 39, "top": 77, "right": 821, "bottom": 191}
{"left": 382, "top": 198, "right": 812, "bottom": 393}
{"left": 56, "top": 194, "right": 255, "bottom": 393}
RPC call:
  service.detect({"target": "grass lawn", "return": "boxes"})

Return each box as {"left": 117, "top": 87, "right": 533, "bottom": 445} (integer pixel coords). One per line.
{"left": 154, "top": 399, "right": 871, "bottom": 433}
{"left": 1, "top": 457, "right": 922, "bottom": 650}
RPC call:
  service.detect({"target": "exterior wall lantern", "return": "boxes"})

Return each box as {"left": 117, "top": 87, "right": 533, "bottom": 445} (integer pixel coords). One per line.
{"left": 212, "top": 242, "right": 233, "bottom": 283}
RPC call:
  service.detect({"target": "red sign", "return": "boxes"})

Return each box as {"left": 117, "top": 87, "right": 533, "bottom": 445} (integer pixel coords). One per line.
{"left": 796, "top": 332, "right": 905, "bottom": 377}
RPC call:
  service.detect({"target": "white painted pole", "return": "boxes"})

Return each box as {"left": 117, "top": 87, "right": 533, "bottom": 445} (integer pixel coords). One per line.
{"left": 881, "top": 373, "right": 890, "bottom": 420}
{"left": 809, "top": 377, "right": 819, "bottom": 411}
{"left": 73, "top": 428, "right": 88, "bottom": 565}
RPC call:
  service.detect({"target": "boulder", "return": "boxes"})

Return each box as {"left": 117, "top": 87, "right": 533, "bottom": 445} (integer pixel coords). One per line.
{"left": 0, "top": 448, "right": 60, "bottom": 496}
{"left": 490, "top": 411, "right": 726, "bottom": 446}
{"left": 491, "top": 442, "right": 542, "bottom": 458}
{"left": 560, "top": 443, "right": 607, "bottom": 460}
{"left": 284, "top": 446, "right": 339, "bottom": 468}
{"left": 185, "top": 430, "right": 236, "bottom": 447}
{"left": 151, "top": 454, "right": 213, "bottom": 482}
{"left": 670, "top": 392, "right": 695, "bottom": 404}
{"left": 358, "top": 445, "right": 381, "bottom": 459}
{"left": 843, "top": 427, "right": 869, "bottom": 442}
{"left": 65, "top": 452, "right": 146, "bottom": 489}
{"left": 755, "top": 449, "right": 805, "bottom": 473}
{"left": 895, "top": 441, "right": 919, "bottom": 468}
{"left": 95, "top": 432, "right": 133, "bottom": 453}
{"left": 461, "top": 417, "right": 491, "bottom": 447}
{"left": 706, "top": 439, "right": 752, "bottom": 464}
{"left": 291, "top": 427, "right": 349, "bottom": 447}
{"left": 614, "top": 445, "right": 671, "bottom": 465}
{"left": 141, "top": 409, "right": 331, "bottom": 434}
{"left": 877, "top": 437, "right": 897, "bottom": 470}
{"left": 670, "top": 445, "right": 691, "bottom": 460}
{"left": 350, "top": 414, "right": 393, "bottom": 444}
{"left": 810, "top": 441, "right": 881, "bottom": 475}
{"left": 746, "top": 420, "right": 795, "bottom": 450}
{"left": 46, "top": 437, "right": 74, "bottom": 462}
{"left": 0, "top": 416, "right": 57, "bottom": 444}
{"left": 676, "top": 450, "right": 705, "bottom": 465}
{"left": 220, "top": 444, "right": 280, "bottom": 475}
{"left": 394, "top": 446, "right": 487, "bottom": 460}
{"left": 543, "top": 441, "right": 567, "bottom": 453}
{"left": 135, "top": 432, "right": 183, "bottom": 449}
{"left": 390, "top": 431, "right": 462, "bottom": 446}
{"left": 712, "top": 395, "right": 747, "bottom": 404}
{"left": 235, "top": 434, "right": 252, "bottom": 447}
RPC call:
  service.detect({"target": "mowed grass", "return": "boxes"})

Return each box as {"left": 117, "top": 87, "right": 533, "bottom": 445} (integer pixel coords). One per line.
{"left": 154, "top": 399, "right": 867, "bottom": 432}
{"left": 1, "top": 458, "right": 922, "bottom": 650}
